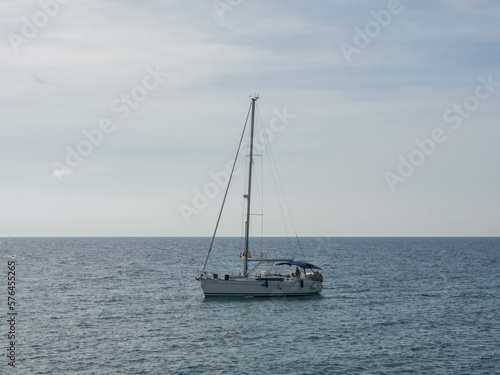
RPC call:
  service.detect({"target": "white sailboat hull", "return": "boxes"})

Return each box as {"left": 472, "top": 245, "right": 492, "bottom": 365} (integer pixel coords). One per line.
{"left": 201, "top": 277, "right": 322, "bottom": 297}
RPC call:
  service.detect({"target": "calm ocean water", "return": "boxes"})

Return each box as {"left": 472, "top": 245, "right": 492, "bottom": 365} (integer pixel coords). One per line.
{"left": 1, "top": 237, "right": 499, "bottom": 374}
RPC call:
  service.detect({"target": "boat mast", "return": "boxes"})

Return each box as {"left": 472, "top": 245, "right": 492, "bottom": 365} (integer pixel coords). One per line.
{"left": 244, "top": 95, "right": 258, "bottom": 276}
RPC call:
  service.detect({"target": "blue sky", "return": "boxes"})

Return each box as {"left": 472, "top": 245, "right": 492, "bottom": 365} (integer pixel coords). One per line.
{"left": 1, "top": 0, "right": 499, "bottom": 236}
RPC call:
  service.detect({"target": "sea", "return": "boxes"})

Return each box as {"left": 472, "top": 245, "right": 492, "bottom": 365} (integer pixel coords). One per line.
{"left": 1, "top": 237, "right": 499, "bottom": 374}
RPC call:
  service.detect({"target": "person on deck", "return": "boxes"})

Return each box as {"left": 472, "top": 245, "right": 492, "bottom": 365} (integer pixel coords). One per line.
{"left": 295, "top": 267, "right": 301, "bottom": 278}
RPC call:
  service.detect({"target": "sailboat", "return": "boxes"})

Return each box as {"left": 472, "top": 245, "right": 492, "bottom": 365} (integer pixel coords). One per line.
{"left": 197, "top": 95, "right": 323, "bottom": 297}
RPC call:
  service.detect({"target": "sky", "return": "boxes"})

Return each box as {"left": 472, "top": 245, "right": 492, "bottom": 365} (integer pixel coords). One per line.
{"left": 1, "top": 0, "right": 499, "bottom": 237}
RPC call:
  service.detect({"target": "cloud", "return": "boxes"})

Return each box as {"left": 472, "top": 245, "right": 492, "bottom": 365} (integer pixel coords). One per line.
{"left": 1, "top": 0, "right": 499, "bottom": 236}
{"left": 31, "top": 72, "right": 54, "bottom": 85}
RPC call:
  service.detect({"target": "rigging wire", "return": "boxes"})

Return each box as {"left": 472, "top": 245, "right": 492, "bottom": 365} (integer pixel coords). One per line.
{"left": 256, "top": 107, "right": 292, "bottom": 253}
{"left": 202, "top": 103, "right": 252, "bottom": 274}
{"left": 255, "top": 104, "right": 305, "bottom": 259}
{"left": 266, "top": 136, "right": 306, "bottom": 259}
{"left": 249, "top": 158, "right": 264, "bottom": 253}
{"left": 250, "top": 109, "right": 265, "bottom": 254}
{"left": 257, "top": 111, "right": 265, "bottom": 253}
{"left": 265, "top": 138, "right": 292, "bottom": 252}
